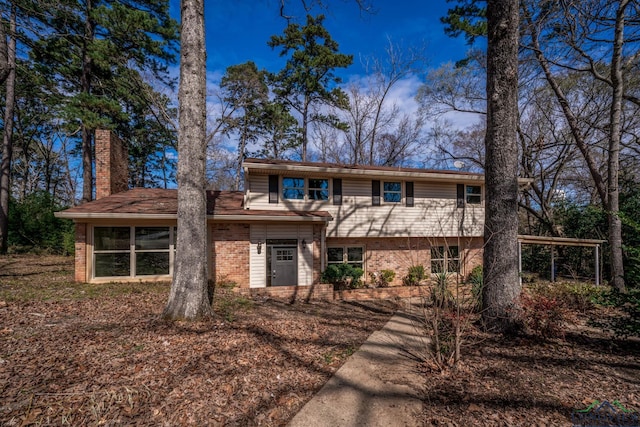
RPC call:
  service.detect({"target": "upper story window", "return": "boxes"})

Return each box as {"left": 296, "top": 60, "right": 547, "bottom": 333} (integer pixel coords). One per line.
{"left": 383, "top": 181, "right": 402, "bottom": 203}
{"left": 466, "top": 185, "right": 482, "bottom": 204}
{"left": 282, "top": 177, "right": 329, "bottom": 201}
{"left": 308, "top": 178, "right": 329, "bottom": 200}
{"left": 283, "top": 177, "right": 305, "bottom": 200}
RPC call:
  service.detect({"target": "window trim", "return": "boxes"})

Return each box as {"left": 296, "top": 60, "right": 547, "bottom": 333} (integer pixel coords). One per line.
{"left": 92, "top": 225, "right": 176, "bottom": 279}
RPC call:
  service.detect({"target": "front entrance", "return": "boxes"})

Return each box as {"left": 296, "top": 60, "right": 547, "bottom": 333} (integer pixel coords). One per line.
{"left": 269, "top": 246, "right": 298, "bottom": 286}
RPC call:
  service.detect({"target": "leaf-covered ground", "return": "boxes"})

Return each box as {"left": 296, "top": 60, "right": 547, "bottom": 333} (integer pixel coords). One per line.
{"left": 2, "top": 255, "right": 639, "bottom": 426}
{"left": 0, "top": 255, "right": 396, "bottom": 426}
{"left": 419, "top": 307, "right": 640, "bottom": 426}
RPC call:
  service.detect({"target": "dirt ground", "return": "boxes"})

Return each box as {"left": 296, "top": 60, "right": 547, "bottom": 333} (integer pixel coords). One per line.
{"left": 0, "top": 255, "right": 396, "bottom": 426}
{"left": 1, "top": 254, "right": 639, "bottom": 426}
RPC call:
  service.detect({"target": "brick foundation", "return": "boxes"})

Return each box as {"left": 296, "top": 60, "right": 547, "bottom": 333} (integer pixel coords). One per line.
{"left": 334, "top": 285, "right": 429, "bottom": 301}
{"left": 211, "top": 223, "right": 250, "bottom": 286}
{"left": 234, "top": 283, "right": 334, "bottom": 301}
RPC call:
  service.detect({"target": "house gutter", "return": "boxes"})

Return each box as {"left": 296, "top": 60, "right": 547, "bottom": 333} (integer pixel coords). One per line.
{"left": 55, "top": 212, "right": 333, "bottom": 223}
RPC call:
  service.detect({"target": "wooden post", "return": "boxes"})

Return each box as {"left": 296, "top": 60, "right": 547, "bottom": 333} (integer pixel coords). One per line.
{"left": 551, "top": 245, "right": 555, "bottom": 282}
{"left": 595, "top": 244, "right": 600, "bottom": 286}
{"left": 518, "top": 241, "right": 522, "bottom": 286}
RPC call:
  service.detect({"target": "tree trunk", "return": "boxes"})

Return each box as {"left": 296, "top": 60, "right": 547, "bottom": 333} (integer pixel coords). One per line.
{"left": 80, "top": 1, "right": 94, "bottom": 203}
{"left": 0, "top": 7, "right": 16, "bottom": 254}
{"left": 607, "top": 0, "right": 629, "bottom": 292}
{"left": 301, "top": 97, "right": 309, "bottom": 162}
{"left": 162, "top": 0, "right": 211, "bottom": 320}
{"left": 481, "top": 0, "right": 521, "bottom": 333}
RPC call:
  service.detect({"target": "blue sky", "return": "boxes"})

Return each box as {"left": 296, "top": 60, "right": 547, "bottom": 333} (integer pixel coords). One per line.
{"left": 169, "top": 0, "right": 470, "bottom": 79}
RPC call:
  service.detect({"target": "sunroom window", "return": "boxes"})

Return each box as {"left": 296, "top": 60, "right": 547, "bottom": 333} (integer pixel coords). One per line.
{"left": 94, "top": 227, "right": 131, "bottom": 277}
{"left": 93, "top": 226, "right": 175, "bottom": 278}
{"left": 135, "top": 227, "right": 171, "bottom": 276}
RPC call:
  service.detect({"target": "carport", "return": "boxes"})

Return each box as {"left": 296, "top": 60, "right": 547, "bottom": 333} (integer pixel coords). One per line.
{"left": 517, "top": 235, "right": 606, "bottom": 285}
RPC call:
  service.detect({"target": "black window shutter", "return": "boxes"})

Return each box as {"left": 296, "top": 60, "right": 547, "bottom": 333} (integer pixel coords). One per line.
{"left": 333, "top": 178, "right": 342, "bottom": 205}
{"left": 406, "top": 181, "right": 414, "bottom": 207}
{"left": 372, "top": 180, "right": 381, "bottom": 206}
{"left": 269, "top": 175, "right": 279, "bottom": 204}
{"left": 456, "top": 184, "right": 465, "bottom": 208}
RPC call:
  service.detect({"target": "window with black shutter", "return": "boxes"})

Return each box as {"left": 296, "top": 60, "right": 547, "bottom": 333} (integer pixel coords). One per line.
{"left": 372, "top": 180, "right": 381, "bottom": 206}
{"left": 405, "top": 181, "right": 414, "bottom": 207}
{"left": 269, "top": 175, "right": 279, "bottom": 204}
{"left": 333, "top": 178, "right": 342, "bottom": 205}
{"left": 456, "top": 184, "right": 465, "bottom": 208}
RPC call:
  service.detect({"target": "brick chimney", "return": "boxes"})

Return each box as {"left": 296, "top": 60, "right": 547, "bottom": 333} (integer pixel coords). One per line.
{"left": 95, "top": 129, "right": 128, "bottom": 199}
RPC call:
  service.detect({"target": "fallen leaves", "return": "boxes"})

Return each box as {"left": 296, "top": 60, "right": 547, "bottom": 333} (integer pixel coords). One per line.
{"left": 0, "top": 255, "right": 396, "bottom": 426}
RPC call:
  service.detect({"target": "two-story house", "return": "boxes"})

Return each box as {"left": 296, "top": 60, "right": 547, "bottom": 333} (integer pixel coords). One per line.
{"left": 57, "top": 130, "right": 485, "bottom": 291}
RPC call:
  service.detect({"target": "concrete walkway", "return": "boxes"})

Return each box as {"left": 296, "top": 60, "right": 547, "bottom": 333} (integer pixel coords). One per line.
{"left": 288, "top": 304, "right": 427, "bottom": 427}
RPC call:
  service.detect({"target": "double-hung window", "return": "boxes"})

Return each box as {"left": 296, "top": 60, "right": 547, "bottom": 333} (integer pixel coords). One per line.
{"left": 327, "top": 246, "right": 364, "bottom": 270}
{"left": 430, "top": 245, "right": 460, "bottom": 274}
{"left": 282, "top": 177, "right": 305, "bottom": 200}
{"left": 308, "top": 178, "right": 329, "bottom": 200}
{"left": 283, "top": 177, "right": 329, "bottom": 201}
{"left": 383, "top": 181, "right": 402, "bottom": 203}
{"left": 466, "top": 185, "right": 482, "bottom": 204}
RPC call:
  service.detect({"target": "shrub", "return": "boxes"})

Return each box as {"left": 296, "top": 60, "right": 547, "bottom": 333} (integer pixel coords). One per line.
{"left": 322, "top": 264, "right": 364, "bottom": 290}
{"left": 432, "top": 272, "right": 454, "bottom": 309}
{"left": 591, "top": 288, "right": 640, "bottom": 339}
{"left": 527, "top": 281, "right": 604, "bottom": 313}
{"left": 468, "top": 265, "right": 483, "bottom": 310}
{"left": 8, "top": 192, "right": 75, "bottom": 254}
{"left": 369, "top": 269, "right": 395, "bottom": 288}
{"left": 520, "top": 289, "right": 568, "bottom": 339}
{"left": 403, "top": 265, "right": 425, "bottom": 286}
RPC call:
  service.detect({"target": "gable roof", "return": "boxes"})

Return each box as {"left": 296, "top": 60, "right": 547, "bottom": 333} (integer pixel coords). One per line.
{"left": 55, "top": 188, "right": 332, "bottom": 222}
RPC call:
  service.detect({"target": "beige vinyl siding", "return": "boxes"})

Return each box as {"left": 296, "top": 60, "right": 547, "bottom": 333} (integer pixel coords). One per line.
{"left": 249, "top": 225, "right": 266, "bottom": 288}
{"left": 247, "top": 175, "right": 484, "bottom": 238}
{"left": 249, "top": 224, "right": 314, "bottom": 288}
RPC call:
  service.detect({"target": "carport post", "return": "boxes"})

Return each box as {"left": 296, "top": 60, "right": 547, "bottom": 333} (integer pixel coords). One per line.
{"left": 518, "top": 241, "right": 522, "bottom": 286}
{"left": 550, "top": 245, "right": 555, "bottom": 282}
{"left": 595, "top": 244, "right": 600, "bottom": 286}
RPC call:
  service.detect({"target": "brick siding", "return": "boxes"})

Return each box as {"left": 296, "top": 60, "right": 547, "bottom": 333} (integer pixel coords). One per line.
{"left": 326, "top": 236, "right": 484, "bottom": 286}
{"left": 95, "top": 129, "right": 128, "bottom": 200}
{"left": 74, "top": 223, "right": 87, "bottom": 282}
{"left": 211, "top": 223, "right": 250, "bottom": 287}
